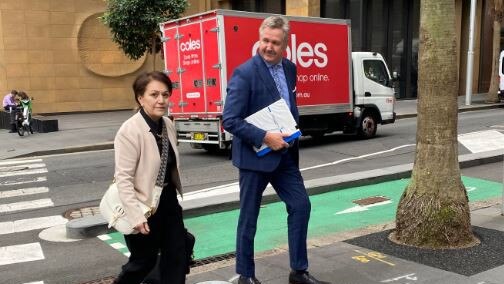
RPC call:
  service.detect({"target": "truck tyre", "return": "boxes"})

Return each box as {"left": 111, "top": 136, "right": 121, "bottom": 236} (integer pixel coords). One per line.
{"left": 358, "top": 113, "right": 377, "bottom": 139}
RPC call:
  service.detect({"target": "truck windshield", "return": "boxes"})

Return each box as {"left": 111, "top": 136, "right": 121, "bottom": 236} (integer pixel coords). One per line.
{"left": 364, "top": 60, "right": 390, "bottom": 87}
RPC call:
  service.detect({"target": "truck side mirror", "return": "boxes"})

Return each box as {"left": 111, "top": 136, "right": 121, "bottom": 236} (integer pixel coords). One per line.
{"left": 392, "top": 71, "right": 400, "bottom": 80}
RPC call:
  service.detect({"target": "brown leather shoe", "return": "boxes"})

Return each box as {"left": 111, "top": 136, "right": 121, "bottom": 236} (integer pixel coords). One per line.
{"left": 238, "top": 275, "right": 262, "bottom": 284}
{"left": 289, "top": 270, "right": 330, "bottom": 284}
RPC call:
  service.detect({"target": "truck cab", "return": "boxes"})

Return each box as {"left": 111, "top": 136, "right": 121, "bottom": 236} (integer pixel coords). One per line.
{"left": 351, "top": 52, "right": 396, "bottom": 138}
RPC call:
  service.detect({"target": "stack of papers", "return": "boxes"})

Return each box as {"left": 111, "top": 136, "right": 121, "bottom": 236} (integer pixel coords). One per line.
{"left": 245, "top": 99, "right": 302, "bottom": 157}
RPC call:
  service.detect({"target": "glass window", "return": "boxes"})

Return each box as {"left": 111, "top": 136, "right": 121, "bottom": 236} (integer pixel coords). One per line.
{"left": 364, "top": 60, "right": 390, "bottom": 86}
{"left": 321, "top": 0, "right": 346, "bottom": 18}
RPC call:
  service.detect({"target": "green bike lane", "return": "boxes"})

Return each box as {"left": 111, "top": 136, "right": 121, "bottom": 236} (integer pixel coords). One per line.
{"left": 98, "top": 176, "right": 502, "bottom": 260}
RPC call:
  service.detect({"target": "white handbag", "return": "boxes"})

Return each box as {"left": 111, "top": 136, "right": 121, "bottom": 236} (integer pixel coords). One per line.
{"left": 99, "top": 183, "right": 156, "bottom": 235}
{"left": 100, "top": 125, "right": 169, "bottom": 235}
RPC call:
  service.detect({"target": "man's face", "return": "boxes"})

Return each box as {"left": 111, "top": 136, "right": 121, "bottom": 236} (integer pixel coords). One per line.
{"left": 258, "top": 27, "right": 287, "bottom": 65}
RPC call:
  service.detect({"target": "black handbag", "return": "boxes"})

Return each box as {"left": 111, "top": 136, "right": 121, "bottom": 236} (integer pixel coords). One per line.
{"left": 185, "top": 229, "right": 196, "bottom": 274}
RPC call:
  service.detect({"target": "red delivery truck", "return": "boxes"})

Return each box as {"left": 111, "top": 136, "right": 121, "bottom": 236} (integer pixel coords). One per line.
{"left": 160, "top": 10, "right": 396, "bottom": 151}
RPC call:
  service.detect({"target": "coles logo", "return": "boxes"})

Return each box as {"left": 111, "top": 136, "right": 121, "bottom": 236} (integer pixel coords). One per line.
{"left": 180, "top": 39, "right": 200, "bottom": 51}
{"left": 252, "top": 34, "right": 328, "bottom": 68}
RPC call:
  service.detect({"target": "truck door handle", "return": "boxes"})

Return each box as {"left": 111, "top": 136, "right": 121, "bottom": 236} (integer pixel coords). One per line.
{"left": 365, "top": 92, "right": 371, "bottom": 97}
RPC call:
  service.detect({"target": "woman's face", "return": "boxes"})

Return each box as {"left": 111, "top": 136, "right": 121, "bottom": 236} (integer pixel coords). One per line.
{"left": 138, "top": 80, "right": 171, "bottom": 121}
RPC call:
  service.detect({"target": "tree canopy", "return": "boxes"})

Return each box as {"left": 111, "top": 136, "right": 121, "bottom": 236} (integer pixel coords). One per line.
{"left": 101, "top": 0, "right": 188, "bottom": 60}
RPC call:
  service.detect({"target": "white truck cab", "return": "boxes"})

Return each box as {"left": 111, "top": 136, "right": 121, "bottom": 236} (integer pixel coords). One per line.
{"left": 351, "top": 52, "right": 396, "bottom": 138}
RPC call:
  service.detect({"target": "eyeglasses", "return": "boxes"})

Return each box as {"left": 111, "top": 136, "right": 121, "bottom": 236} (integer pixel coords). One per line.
{"left": 148, "top": 90, "right": 172, "bottom": 99}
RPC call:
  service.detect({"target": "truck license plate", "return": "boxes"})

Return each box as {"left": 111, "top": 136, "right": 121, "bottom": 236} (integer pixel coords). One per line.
{"left": 192, "top": 132, "right": 206, "bottom": 141}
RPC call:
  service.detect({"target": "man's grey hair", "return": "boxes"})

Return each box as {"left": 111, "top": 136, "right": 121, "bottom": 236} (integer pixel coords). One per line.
{"left": 259, "top": 15, "right": 290, "bottom": 43}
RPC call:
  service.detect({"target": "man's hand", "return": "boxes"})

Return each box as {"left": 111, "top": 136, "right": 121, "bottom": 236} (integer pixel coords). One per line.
{"left": 134, "top": 222, "right": 150, "bottom": 235}
{"left": 263, "top": 132, "right": 290, "bottom": 151}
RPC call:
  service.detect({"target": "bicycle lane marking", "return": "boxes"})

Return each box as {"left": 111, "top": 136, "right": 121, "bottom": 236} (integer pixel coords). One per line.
{"left": 98, "top": 176, "right": 503, "bottom": 260}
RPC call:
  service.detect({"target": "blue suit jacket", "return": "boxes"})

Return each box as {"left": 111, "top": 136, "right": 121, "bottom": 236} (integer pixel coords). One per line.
{"left": 223, "top": 54, "right": 299, "bottom": 172}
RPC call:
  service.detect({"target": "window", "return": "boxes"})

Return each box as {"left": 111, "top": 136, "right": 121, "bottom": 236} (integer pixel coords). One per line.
{"left": 364, "top": 60, "right": 389, "bottom": 86}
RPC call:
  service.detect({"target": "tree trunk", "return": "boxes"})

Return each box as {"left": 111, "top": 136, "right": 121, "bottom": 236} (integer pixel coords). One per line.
{"left": 393, "top": 0, "right": 478, "bottom": 248}
{"left": 487, "top": 0, "right": 503, "bottom": 103}
{"left": 151, "top": 34, "right": 157, "bottom": 71}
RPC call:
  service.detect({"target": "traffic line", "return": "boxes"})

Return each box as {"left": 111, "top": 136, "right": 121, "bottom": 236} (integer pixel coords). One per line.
{"left": 0, "top": 187, "right": 49, "bottom": 199}
{"left": 0, "top": 198, "right": 54, "bottom": 213}
{"left": 0, "top": 176, "right": 47, "bottom": 186}
{"left": 24, "top": 281, "right": 44, "bottom": 284}
{"left": 0, "top": 168, "right": 48, "bottom": 178}
{"left": 0, "top": 215, "right": 67, "bottom": 235}
{"left": 0, "top": 242, "right": 44, "bottom": 266}
{"left": 458, "top": 129, "right": 504, "bottom": 153}
{"left": 0, "top": 163, "right": 46, "bottom": 172}
{"left": 0, "top": 159, "right": 42, "bottom": 166}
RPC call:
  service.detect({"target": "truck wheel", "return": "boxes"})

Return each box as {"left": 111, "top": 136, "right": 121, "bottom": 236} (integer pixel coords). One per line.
{"left": 358, "top": 113, "right": 377, "bottom": 139}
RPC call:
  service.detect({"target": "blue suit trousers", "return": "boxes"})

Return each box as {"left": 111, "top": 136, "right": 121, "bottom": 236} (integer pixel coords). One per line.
{"left": 236, "top": 152, "right": 311, "bottom": 277}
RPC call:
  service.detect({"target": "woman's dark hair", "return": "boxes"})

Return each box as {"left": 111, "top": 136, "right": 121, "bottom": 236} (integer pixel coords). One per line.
{"left": 132, "top": 71, "right": 173, "bottom": 105}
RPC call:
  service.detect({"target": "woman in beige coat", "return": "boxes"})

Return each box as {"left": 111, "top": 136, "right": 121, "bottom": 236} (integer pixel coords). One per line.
{"left": 113, "top": 71, "right": 187, "bottom": 284}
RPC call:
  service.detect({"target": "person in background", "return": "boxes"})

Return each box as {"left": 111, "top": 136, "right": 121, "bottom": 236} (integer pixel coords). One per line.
{"left": 17, "top": 91, "right": 33, "bottom": 133}
{"left": 113, "top": 71, "right": 188, "bottom": 284}
{"left": 3, "top": 90, "right": 18, "bottom": 133}
{"left": 222, "top": 16, "right": 329, "bottom": 284}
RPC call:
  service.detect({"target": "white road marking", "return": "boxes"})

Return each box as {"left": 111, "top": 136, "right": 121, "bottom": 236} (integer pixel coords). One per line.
{"left": 0, "top": 242, "right": 44, "bottom": 266}
{"left": 335, "top": 200, "right": 393, "bottom": 215}
{"left": 111, "top": 242, "right": 126, "bottom": 249}
{"left": 0, "top": 187, "right": 49, "bottom": 199}
{"left": 0, "top": 176, "right": 47, "bottom": 186}
{"left": 24, "top": 281, "right": 44, "bottom": 284}
{"left": 181, "top": 144, "right": 416, "bottom": 201}
{"left": 0, "top": 215, "right": 67, "bottom": 235}
{"left": 0, "top": 198, "right": 54, "bottom": 213}
{"left": 97, "top": 234, "right": 111, "bottom": 241}
{"left": 0, "top": 163, "right": 46, "bottom": 172}
{"left": 458, "top": 130, "right": 504, "bottom": 153}
{"left": 0, "top": 159, "right": 42, "bottom": 166}
{"left": 0, "top": 168, "right": 48, "bottom": 178}
{"left": 301, "top": 144, "right": 416, "bottom": 171}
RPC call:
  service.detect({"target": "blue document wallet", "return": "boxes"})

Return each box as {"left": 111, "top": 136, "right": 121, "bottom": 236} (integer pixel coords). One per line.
{"left": 244, "top": 99, "right": 302, "bottom": 157}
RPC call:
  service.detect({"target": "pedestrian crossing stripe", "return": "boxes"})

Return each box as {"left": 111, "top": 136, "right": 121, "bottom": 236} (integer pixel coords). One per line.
{"left": 97, "top": 176, "right": 503, "bottom": 262}
{"left": 98, "top": 232, "right": 129, "bottom": 256}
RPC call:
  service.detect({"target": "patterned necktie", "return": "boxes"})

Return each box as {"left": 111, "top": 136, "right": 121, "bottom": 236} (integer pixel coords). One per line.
{"left": 155, "top": 125, "right": 169, "bottom": 187}
{"left": 270, "top": 64, "right": 290, "bottom": 108}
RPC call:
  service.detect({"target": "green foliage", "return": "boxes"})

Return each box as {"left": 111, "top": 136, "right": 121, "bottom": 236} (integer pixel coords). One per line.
{"left": 101, "top": 0, "right": 188, "bottom": 60}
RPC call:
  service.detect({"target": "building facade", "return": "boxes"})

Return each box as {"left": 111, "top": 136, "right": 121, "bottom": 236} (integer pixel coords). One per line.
{"left": 0, "top": 0, "right": 495, "bottom": 113}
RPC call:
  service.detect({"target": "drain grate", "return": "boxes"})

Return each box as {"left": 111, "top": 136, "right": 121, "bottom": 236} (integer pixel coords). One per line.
{"left": 63, "top": 206, "right": 100, "bottom": 220}
{"left": 352, "top": 196, "right": 390, "bottom": 206}
{"left": 79, "top": 276, "right": 115, "bottom": 284}
{"left": 192, "top": 251, "right": 236, "bottom": 267}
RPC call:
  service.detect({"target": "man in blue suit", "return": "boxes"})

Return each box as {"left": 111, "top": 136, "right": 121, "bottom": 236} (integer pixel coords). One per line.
{"left": 223, "top": 16, "right": 328, "bottom": 284}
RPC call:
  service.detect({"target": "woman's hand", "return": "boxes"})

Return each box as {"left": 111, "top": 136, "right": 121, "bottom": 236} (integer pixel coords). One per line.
{"left": 134, "top": 222, "right": 150, "bottom": 235}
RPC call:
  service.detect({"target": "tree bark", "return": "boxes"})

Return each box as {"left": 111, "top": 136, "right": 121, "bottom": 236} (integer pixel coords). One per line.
{"left": 393, "top": 0, "right": 478, "bottom": 248}
{"left": 487, "top": 0, "right": 503, "bottom": 103}
{"left": 152, "top": 34, "right": 157, "bottom": 71}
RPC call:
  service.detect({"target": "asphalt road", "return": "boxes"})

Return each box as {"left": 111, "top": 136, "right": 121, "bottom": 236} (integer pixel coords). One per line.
{"left": 0, "top": 108, "right": 503, "bottom": 283}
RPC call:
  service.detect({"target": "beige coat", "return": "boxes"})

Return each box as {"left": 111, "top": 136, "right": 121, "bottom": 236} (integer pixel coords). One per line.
{"left": 114, "top": 112, "right": 182, "bottom": 227}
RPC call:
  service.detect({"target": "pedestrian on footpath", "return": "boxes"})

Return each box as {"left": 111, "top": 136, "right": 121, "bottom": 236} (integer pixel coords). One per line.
{"left": 3, "top": 90, "right": 18, "bottom": 133}
{"left": 222, "top": 16, "right": 329, "bottom": 284}
{"left": 112, "top": 71, "right": 188, "bottom": 284}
